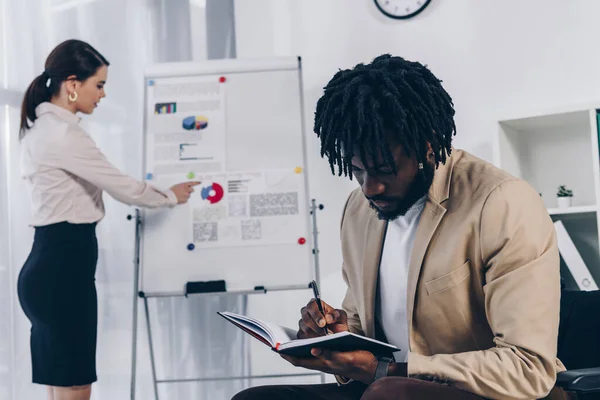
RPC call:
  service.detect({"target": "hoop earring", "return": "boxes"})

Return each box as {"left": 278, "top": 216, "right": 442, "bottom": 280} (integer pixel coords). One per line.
{"left": 68, "top": 91, "right": 78, "bottom": 102}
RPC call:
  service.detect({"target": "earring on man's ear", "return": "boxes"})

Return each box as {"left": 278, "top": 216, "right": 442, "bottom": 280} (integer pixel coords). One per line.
{"left": 418, "top": 163, "right": 424, "bottom": 170}
{"left": 68, "top": 91, "right": 78, "bottom": 102}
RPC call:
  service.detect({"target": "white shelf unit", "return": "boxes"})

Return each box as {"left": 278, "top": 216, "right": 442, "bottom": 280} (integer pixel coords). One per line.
{"left": 547, "top": 205, "right": 597, "bottom": 216}
{"left": 494, "top": 105, "right": 600, "bottom": 289}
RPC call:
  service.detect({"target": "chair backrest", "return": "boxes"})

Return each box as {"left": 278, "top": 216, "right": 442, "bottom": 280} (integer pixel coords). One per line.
{"left": 558, "top": 290, "right": 600, "bottom": 370}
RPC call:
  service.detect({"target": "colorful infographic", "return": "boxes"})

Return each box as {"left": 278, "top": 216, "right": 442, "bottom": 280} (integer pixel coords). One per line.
{"left": 183, "top": 115, "right": 209, "bottom": 130}
{"left": 189, "top": 171, "right": 304, "bottom": 248}
{"left": 147, "top": 75, "right": 225, "bottom": 174}
{"left": 200, "top": 182, "right": 224, "bottom": 204}
{"left": 155, "top": 102, "right": 176, "bottom": 114}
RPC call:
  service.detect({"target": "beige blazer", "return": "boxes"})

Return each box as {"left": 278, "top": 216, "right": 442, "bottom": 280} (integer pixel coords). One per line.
{"left": 338, "top": 149, "right": 566, "bottom": 400}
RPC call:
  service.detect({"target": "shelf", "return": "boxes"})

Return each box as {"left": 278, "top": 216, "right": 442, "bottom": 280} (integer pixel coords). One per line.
{"left": 496, "top": 116, "right": 597, "bottom": 206}
{"left": 547, "top": 205, "right": 597, "bottom": 216}
{"left": 500, "top": 110, "right": 590, "bottom": 131}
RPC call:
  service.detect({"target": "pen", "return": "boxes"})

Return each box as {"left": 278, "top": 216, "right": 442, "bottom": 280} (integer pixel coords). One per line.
{"left": 310, "top": 280, "right": 329, "bottom": 335}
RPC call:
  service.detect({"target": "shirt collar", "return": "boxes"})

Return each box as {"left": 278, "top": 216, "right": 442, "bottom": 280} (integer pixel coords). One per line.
{"left": 35, "top": 102, "right": 81, "bottom": 125}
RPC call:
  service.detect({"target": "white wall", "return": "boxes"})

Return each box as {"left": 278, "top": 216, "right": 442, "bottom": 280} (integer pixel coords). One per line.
{"left": 235, "top": 0, "right": 600, "bottom": 306}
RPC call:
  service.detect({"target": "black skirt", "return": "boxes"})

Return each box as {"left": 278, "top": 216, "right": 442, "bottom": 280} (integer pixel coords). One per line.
{"left": 17, "top": 222, "right": 98, "bottom": 386}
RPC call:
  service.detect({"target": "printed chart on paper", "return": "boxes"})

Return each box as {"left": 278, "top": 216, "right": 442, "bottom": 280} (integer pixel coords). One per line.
{"left": 145, "top": 76, "right": 227, "bottom": 177}
{"left": 190, "top": 170, "right": 305, "bottom": 248}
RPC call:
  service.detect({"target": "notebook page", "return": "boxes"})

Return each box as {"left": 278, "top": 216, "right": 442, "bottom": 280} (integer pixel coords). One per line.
{"left": 220, "top": 312, "right": 275, "bottom": 346}
{"left": 221, "top": 312, "right": 296, "bottom": 346}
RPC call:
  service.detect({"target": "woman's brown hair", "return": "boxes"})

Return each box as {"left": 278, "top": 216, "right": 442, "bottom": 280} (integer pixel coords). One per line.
{"left": 20, "top": 39, "right": 109, "bottom": 138}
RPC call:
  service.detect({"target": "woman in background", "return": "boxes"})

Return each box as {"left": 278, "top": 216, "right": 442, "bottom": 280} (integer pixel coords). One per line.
{"left": 17, "top": 39, "right": 197, "bottom": 400}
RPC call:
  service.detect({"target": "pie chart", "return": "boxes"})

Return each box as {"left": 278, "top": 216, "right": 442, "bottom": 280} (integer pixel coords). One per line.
{"left": 182, "top": 116, "right": 209, "bottom": 130}
{"left": 200, "top": 183, "right": 224, "bottom": 204}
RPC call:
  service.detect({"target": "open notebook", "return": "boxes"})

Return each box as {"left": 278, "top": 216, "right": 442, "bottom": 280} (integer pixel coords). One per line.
{"left": 218, "top": 311, "right": 399, "bottom": 357}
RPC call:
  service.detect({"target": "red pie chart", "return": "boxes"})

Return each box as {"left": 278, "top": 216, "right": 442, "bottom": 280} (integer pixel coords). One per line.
{"left": 200, "top": 183, "right": 224, "bottom": 204}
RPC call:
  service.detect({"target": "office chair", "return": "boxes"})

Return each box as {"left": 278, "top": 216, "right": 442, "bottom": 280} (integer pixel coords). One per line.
{"left": 555, "top": 289, "right": 600, "bottom": 399}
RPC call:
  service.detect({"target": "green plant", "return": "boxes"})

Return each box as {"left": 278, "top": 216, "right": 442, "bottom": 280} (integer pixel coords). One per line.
{"left": 557, "top": 185, "right": 573, "bottom": 197}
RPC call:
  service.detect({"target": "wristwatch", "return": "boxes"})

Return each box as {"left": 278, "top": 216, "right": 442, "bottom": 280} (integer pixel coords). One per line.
{"left": 374, "top": 356, "right": 394, "bottom": 380}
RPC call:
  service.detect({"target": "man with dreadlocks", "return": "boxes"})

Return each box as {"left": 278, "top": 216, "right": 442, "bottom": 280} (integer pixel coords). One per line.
{"left": 233, "top": 55, "right": 565, "bottom": 400}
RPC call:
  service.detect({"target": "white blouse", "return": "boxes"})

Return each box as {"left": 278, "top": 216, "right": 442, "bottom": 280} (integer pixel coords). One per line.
{"left": 20, "top": 102, "right": 177, "bottom": 227}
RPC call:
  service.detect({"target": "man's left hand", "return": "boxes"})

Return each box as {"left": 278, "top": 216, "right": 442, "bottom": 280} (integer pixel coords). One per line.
{"left": 280, "top": 348, "right": 378, "bottom": 384}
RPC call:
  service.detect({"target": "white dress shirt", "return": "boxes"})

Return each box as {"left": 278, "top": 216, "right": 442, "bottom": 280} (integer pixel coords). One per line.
{"left": 20, "top": 102, "right": 177, "bottom": 226}
{"left": 376, "top": 195, "right": 426, "bottom": 363}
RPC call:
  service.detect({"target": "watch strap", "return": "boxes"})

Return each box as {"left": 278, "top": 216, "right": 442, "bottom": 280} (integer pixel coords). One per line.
{"left": 374, "top": 356, "right": 393, "bottom": 380}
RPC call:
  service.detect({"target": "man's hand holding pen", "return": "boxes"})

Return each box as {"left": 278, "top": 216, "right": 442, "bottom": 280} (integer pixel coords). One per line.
{"left": 296, "top": 280, "right": 348, "bottom": 338}
{"left": 279, "top": 282, "right": 380, "bottom": 384}
{"left": 297, "top": 298, "right": 349, "bottom": 339}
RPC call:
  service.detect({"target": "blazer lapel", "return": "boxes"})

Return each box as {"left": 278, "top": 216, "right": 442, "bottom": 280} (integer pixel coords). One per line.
{"left": 362, "top": 215, "right": 387, "bottom": 338}
{"left": 406, "top": 151, "right": 456, "bottom": 344}
{"left": 406, "top": 200, "right": 446, "bottom": 338}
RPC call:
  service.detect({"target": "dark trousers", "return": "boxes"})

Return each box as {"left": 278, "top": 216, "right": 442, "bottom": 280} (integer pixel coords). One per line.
{"left": 232, "top": 377, "right": 484, "bottom": 400}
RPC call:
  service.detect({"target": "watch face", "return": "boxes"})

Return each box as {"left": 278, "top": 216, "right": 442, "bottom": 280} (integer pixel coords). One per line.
{"left": 374, "top": 0, "right": 432, "bottom": 19}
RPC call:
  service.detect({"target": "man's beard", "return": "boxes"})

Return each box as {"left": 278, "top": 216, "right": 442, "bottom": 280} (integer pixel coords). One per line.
{"left": 368, "top": 162, "right": 435, "bottom": 221}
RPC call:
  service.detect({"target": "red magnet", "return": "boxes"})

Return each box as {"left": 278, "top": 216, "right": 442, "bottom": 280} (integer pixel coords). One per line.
{"left": 298, "top": 237, "right": 306, "bottom": 245}
{"left": 219, "top": 76, "right": 226, "bottom": 83}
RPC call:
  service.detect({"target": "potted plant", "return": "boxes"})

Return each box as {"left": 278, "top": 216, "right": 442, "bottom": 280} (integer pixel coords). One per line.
{"left": 557, "top": 185, "right": 573, "bottom": 208}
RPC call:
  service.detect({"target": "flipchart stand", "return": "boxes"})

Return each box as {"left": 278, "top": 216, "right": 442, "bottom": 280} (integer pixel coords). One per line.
{"left": 129, "top": 199, "right": 326, "bottom": 400}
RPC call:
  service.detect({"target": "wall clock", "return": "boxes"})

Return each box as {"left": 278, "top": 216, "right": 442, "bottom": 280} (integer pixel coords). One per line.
{"left": 374, "top": 0, "right": 432, "bottom": 19}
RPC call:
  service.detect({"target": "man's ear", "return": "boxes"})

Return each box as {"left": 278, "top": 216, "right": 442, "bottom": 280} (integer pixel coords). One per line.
{"left": 424, "top": 141, "right": 434, "bottom": 160}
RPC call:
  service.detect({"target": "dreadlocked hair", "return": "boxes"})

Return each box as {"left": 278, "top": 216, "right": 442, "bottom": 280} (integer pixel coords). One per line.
{"left": 313, "top": 54, "right": 456, "bottom": 178}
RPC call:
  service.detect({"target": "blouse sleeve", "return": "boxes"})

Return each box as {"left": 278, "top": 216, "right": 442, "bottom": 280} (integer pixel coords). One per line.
{"left": 56, "top": 126, "right": 178, "bottom": 208}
